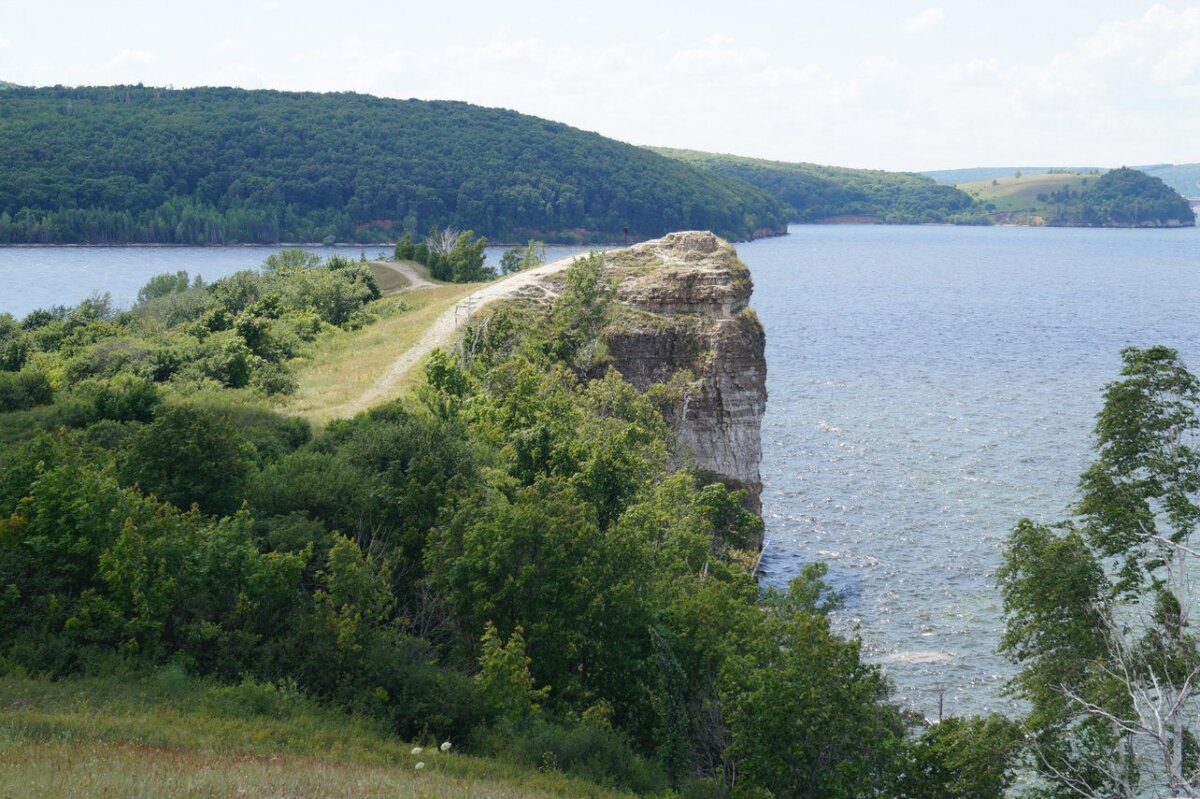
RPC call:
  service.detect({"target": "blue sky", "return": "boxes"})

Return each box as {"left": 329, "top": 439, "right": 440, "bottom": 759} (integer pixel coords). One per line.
{"left": 2, "top": 1, "right": 1197, "bottom": 170}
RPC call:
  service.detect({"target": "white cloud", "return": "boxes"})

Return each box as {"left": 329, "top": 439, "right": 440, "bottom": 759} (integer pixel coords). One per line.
{"left": 108, "top": 50, "right": 157, "bottom": 67}
{"left": 904, "top": 7, "right": 945, "bottom": 34}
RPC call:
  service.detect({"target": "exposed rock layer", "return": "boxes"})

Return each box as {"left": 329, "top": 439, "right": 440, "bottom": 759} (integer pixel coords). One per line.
{"left": 599, "top": 231, "right": 767, "bottom": 514}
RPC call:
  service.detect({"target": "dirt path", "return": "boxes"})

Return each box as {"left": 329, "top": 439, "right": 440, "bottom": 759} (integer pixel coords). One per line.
{"left": 373, "top": 260, "right": 438, "bottom": 291}
{"left": 334, "top": 254, "right": 585, "bottom": 417}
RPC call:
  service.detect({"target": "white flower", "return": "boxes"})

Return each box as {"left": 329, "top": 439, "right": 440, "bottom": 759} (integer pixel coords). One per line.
{"left": 440, "top": 741, "right": 452, "bottom": 752}
{"left": 415, "top": 761, "right": 425, "bottom": 770}
{"left": 411, "top": 746, "right": 423, "bottom": 755}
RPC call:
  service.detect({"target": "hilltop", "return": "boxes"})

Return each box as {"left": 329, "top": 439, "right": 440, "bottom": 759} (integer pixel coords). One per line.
{"left": 959, "top": 167, "right": 1195, "bottom": 227}
{"left": 926, "top": 164, "right": 1200, "bottom": 200}
{"left": 650, "top": 147, "right": 983, "bottom": 223}
{"left": 0, "top": 85, "right": 786, "bottom": 245}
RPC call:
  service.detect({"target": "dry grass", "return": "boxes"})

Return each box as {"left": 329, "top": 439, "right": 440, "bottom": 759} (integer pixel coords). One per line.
{"left": 280, "top": 282, "right": 483, "bottom": 424}
{"left": 958, "top": 173, "right": 1094, "bottom": 211}
{"left": 0, "top": 673, "right": 635, "bottom": 799}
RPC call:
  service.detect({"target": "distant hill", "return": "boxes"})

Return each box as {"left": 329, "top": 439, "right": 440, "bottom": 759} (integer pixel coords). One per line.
{"left": 926, "top": 164, "right": 1200, "bottom": 200}
{"left": 0, "top": 85, "right": 786, "bottom": 245}
{"left": 653, "top": 147, "right": 982, "bottom": 223}
{"left": 959, "top": 168, "right": 1194, "bottom": 227}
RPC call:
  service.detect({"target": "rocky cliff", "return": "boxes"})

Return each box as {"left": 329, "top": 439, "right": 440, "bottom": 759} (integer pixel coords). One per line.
{"left": 598, "top": 231, "right": 767, "bottom": 514}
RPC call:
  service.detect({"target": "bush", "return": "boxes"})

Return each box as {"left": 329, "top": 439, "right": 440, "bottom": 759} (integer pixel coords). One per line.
{"left": 476, "top": 716, "right": 669, "bottom": 794}
{"left": 0, "top": 367, "right": 52, "bottom": 412}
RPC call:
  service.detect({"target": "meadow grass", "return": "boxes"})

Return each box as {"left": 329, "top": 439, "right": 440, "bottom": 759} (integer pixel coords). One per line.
{"left": 0, "top": 671, "right": 636, "bottom": 799}
{"left": 281, "top": 282, "right": 484, "bottom": 424}
{"left": 958, "top": 173, "right": 1093, "bottom": 211}
{"left": 368, "top": 260, "right": 413, "bottom": 294}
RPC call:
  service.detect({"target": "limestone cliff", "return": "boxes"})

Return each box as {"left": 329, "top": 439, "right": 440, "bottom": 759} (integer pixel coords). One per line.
{"left": 598, "top": 231, "right": 767, "bottom": 514}
{"left": 489, "top": 231, "right": 767, "bottom": 517}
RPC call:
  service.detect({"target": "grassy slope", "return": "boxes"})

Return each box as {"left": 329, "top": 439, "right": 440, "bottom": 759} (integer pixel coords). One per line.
{"left": 281, "top": 267, "right": 483, "bottom": 424}
{"left": 0, "top": 673, "right": 632, "bottom": 799}
{"left": 957, "top": 173, "right": 1093, "bottom": 213}
{"left": 927, "top": 165, "right": 1200, "bottom": 199}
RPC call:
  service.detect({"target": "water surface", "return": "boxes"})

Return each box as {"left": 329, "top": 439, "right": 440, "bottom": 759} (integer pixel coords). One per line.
{"left": 739, "top": 225, "right": 1200, "bottom": 717}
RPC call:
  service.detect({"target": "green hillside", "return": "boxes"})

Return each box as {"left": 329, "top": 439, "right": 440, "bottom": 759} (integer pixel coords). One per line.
{"left": 926, "top": 164, "right": 1200, "bottom": 199}
{"left": 0, "top": 85, "right": 786, "bottom": 245}
{"left": 959, "top": 168, "right": 1195, "bottom": 226}
{"left": 651, "top": 147, "right": 983, "bottom": 223}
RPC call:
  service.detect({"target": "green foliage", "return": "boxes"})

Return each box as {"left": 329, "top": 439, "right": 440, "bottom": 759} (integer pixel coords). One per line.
{"left": 1001, "top": 346, "right": 1200, "bottom": 797}
{"left": 478, "top": 622, "right": 550, "bottom": 721}
{"left": 0, "top": 366, "right": 52, "bottom": 411}
{"left": 719, "top": 572, "right": 905, "bottom": 799}
{"left": 400, "top": 227, "right": 494, "bottom": 283}
{"left": 136, "top": 270, "right": 203, "bottom": 306}
{"left": 1081, "top": 167, "right": 1196, "bottom": 226}
{"left": 653, "top": 147, "right": 980, "bottom": 224}
{"left": 0, "top": 235, "right": 1017, "bottom": 795}
{"left": 550, "top": 253, "right": 616, "bottom": 368}
{"left": 500, "top": 240, "right": 546, "bottom": 274}
{"left": 892, "top": 715, "right": 1022, "bottom": 799}
{"left": 475, "top": 715, "right": 669, "bottom": 794}
{"left": 0, "top": 85, "right": 786, "bottom": 244}
{"left": 116, "top": 404, "right": 254, "bottom": 516}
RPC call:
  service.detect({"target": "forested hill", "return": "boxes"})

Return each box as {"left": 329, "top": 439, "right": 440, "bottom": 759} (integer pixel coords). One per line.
{"left": 0, "top": 85, "right": 787, "bottom": 245}
{"left": 925, "top": 163, "right": 1200, "bottom": 199}
{"left": 650, "top": 147, "right": 984, "bottom": 224}
{"left": 958, "top": 167, "right": 1195, "bottom": 227}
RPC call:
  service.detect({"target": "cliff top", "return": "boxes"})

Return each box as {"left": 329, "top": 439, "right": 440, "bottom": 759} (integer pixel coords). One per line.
{"left": 603, "top": 231, "right": 753, "bottom": 318}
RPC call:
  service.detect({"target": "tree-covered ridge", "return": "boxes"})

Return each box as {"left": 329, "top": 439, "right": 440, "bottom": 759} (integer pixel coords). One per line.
{"left": 650, "top": 147, "right": 984, "bottom": 224}
{"left": 1077, "top": 166, "right": 1195, "bottom": 226}
{"left": 0, "top": 85, "right": 786, "bottom": 245}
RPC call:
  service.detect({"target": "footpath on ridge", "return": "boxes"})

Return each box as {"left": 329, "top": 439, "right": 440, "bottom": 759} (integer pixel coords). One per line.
{"left": 333, "top": 254, "right": 585, "bottom": 417}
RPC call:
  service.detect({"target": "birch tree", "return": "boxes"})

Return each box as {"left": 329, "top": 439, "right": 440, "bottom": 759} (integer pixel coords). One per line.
{"left": 1001, "top": 346, "right": 1200, "bottom": 798}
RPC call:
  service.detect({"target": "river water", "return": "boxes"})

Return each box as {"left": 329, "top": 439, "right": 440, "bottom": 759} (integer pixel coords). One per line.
{"left": 3, "top": 226, "right": 1198, "bottom": 718}
{"left": 0, "top": 243, "right": 599, "bottom": 319}
{"left": 739, "top": 224, "right": 1200, "bottom": 718}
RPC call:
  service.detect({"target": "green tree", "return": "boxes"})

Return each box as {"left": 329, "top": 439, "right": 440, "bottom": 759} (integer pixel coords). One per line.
{"left": 477, "top": 622, "right": 550, "bottom": 721}
{"left": 550, "top": 253, "right": 615, "bottom": 368}
{"left": 117, "top": 404, "right": 254, "bottom": 516}
{"left": 1000, "top": 346, "right": 1200, "bottom": 798}
{"left": 719, "top": 567, "right": 904, "bottom": 799}
{"left": 499, "top": 240, "right": 545, "bottom": 274}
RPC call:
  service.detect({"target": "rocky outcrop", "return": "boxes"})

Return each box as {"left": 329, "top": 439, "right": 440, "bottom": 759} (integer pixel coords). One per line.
{"left": 599, "top": 231, "right": 767, "bottom": 514}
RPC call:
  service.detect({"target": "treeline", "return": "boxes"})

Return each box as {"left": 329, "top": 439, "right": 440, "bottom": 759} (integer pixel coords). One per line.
{"left": 652, "top": 147, "right": 987, "bottom": 224}
{"left": 0, "top": 85, "right": 787, "bottom": 245}
{"left": 0, "top": 254, "right": 1021, "bottom": 797}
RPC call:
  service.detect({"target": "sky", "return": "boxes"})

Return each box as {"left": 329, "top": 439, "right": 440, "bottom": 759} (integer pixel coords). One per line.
{"left": 1, "top": 0, "right": 1197, "bottom": 171}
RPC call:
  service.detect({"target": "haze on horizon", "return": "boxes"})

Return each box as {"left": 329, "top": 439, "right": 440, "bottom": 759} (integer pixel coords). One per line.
{"left": 2, "top": 0, "right": 1197, "bottom": 172}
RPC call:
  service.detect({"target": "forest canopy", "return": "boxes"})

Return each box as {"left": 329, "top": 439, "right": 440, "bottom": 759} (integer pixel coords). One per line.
{"left": 651, "top": 147, "right": 985, "bottom": 224}
{"left": 0, "top": 85, "right": 787, "bottom": 245}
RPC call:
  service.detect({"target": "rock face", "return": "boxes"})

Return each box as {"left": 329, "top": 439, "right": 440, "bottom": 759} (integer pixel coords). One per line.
{"left": 599, "top": 231, "right": 767, "bottom": 514}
